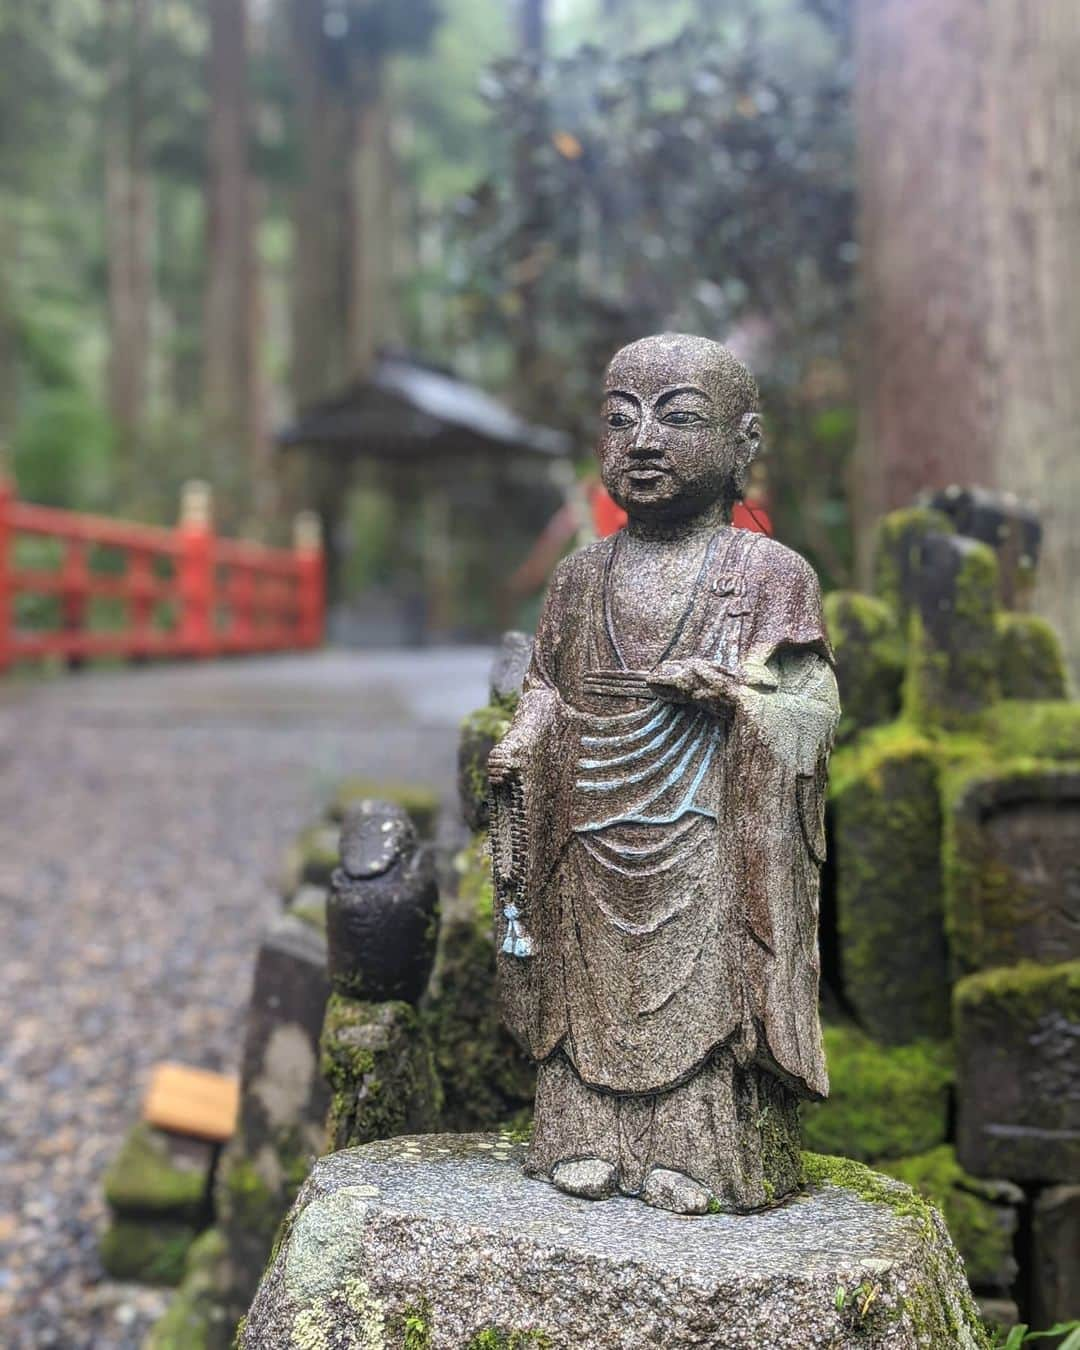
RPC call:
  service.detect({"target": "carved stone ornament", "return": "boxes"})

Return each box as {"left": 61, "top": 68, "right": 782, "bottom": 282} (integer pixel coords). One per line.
{"left": 489, "top": 334, "right": 840, "bottom": 1214}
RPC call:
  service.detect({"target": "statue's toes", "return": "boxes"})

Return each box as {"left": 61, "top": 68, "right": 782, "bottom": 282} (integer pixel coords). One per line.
{"left": 551, "top": 1158, "right": 617, "bottom": 1201}
{"left": 641, "top": 1167, "right": 712, "bottom": 1215}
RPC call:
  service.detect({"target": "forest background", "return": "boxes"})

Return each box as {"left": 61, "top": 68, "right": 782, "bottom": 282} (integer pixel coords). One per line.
{"left": 2, "top": 0, "right": 1076, "bottom": 664}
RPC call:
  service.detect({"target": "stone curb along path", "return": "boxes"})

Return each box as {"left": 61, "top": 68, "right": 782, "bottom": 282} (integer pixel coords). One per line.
{"left": 240, "top": 1134, "right": 988, "bottom": 1349}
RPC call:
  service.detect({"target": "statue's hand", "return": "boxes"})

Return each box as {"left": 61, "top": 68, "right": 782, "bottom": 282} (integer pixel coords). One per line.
{"left": 648, "top": 658, "right": 743, "bottom": 714}
{"left": 488, "top": 735, "right": 527, "bottom": 786}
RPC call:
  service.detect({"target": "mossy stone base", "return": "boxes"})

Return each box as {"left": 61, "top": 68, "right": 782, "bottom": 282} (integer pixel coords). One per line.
{"left": 802, "top": 1025, "right": 951, "bottom": 1163}
{"left": 872, "top": 506, "right": 955, "bottom": 633}
{"left": 321, "top": 995, "right": 442, "bottom": 1152}
{"left": 241, "top": 1136, "right": 987, "bottom": 1349}
{"left": 955, "top": 961, "right": 1080, "bottom": 1181}
{"left": 99, "top": 1217, "right": 198, "bottom": 1286}
{"left": 146, "top": 1228, "right": 235, "bottom": 1350}
{"left": 103, "top": 1122, "right": 213, "bottom": 1224}
{"left": 830, "top": 728, "right": 950, "bottom": 1042}
{"left": 996, "top": 613, "right": 1069, "bottom": 701}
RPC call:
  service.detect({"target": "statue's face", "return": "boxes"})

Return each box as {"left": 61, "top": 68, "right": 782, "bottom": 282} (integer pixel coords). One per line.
{"left": 597, "top": 336, "right": 758, "bottom": 523}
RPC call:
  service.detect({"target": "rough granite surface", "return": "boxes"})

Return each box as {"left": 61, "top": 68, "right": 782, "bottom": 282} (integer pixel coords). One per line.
{"left": 242, "top": 1134, "right": 984, "bottom": 1349}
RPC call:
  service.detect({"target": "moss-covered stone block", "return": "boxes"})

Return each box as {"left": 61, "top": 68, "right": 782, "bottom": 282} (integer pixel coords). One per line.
{"left": 99, "top": 1217, "right": 198, "bottom": 1286}
{"left": 422, "top": 833, "right": 535, "bottom": 1131}
{"left": 879, "top": 1147, "right": 1020, "bottom": 1293}
{"left": 321, "top": 994, "right": 442, "bottom": 1151}
{"left": 944, "top": 761, "right": 1080, "bottom": 974}
{"left": 329, "top": 780, "right": 440, "bottom": 837}
{"left": 457, "top": 703, "right": 514, "bottom": 831}
{"left": 103, "top": 1122, "right": 213, "bottom": 1224}
{"left": 996, "top": 613, "right": 1069, "bottom": 702}
{"left": 146, "top": 1228, "right": 233, "bottom": 1350}
{"left": 955, "top": 961, "right": 1080, "bottom": 1181}
{"left": 985, "top": 700, "right": 1080, "bottom": 762}
{"left": 872, "top": 506, "right": 955, "bottom": 630}
{"left": 824, "top": 591, "right": 905, "bottom": 742}
{"left": 830, "top": 726, "right": 950, "bottom": 1042}
{"left": 902, "top": 535, "right": 999, "bottom": 731}
{"left": 801, "top": 1024, "right": 951, "bottom": 1162}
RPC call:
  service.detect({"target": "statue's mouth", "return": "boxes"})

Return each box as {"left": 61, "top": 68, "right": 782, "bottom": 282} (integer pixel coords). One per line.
{"left": 626, "top": 467, "right": 667, "bottom": 486}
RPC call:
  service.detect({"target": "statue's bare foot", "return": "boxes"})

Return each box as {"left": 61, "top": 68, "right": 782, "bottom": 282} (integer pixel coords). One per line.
{"left": 551, "top": 1158, "right": 617, "bottom": 1200}
{"left": 641, "top": 1167, "right": 712, "bottom": 1215}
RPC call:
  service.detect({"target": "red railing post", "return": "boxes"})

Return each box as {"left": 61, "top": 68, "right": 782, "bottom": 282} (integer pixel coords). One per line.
{"left": 61, "top": 537, "right": 91, "bottom": 670}
{"left": 293, "top": 510, "right": 324, "bottom": 649}
{"left": 0, "top": 471, "right": 11, "bottom": 675}
{"left": 177, "top": 480, "right": 216, "bottom": 659}
{"left": 128, "top": 547, "right": 154, "bottom": 661}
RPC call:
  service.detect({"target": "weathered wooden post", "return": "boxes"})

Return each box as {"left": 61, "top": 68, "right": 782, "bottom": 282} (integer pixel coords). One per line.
{"left": 293, "top": 510, "right": 324, "bottom": 649}
{"left": 0, "top": 467, "right": 11, "bottom": 675}
{"left": 177, "top": 480, "right": 216, "bottom": 658}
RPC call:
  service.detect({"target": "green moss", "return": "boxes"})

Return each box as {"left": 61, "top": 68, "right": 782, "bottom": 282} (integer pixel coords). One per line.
{"left": 104, "top": 1123, "right": 210, "bottom": 1223}
{"left": 824, "top": 590, "right": 906, "bottom": 742}
{"left": 878, "top": 1147, "right": 1015, "bottom": 1290}
{"left": 802, "top": 1025, "right": 952, "bottom": 1162}
{"left": 902, "top": 543, "right": 999, "bottom": 732}
{"left": 330, "top": 780, "right": 440, "bottom": 837}
{"left": 954, "top": 958, "right": 1080, "bottom": 1016}
{"left": 458, "top": 703, "right": 514, "bottom": 829}
{"left": 465, "top": 1332, "right": 552, "bottom": 1349}
{"left": 99, "top": 1217, "right": 198, "bottom": 1286}
{"left": 320, "top": 994, "right": 441, "bottom": 1151}
{"left": 146, "top": 1228, "right": 229, "bottom": 1350}
{"left": 803, "top": 1152, "right": 990, "bottom": 1348}
{"left": 985, "top": 700, "right": 1080, "bottom": 761}
{"left": 422, "top": 833, "right": 535, "bottom": 1132}
{"left": 872, "top": 507, "right": 955, "bottom": 628}
{"left": 829, "top": 730, "right": 950, "bottom": 1042}
{"left": 401, "top": 1301, "right": 433, "bottom": 1350}
{"left": 996, "top": 614, "right": 1069, "bottom": 701}
{"left": 218, "top": 1154, "right": 279, "bottom": 1244}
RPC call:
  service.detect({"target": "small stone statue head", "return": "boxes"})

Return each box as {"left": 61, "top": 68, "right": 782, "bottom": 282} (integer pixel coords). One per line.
{"left": 597, "top": 333, "right": 762, "bottom": 524}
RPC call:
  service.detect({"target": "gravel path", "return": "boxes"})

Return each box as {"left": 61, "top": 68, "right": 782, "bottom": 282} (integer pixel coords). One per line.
{"left": 0, "top": 650, "right": 488, "bottom": 1349}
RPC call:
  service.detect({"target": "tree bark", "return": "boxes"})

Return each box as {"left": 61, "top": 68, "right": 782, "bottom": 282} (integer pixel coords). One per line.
{"left": 855, "top": 0, "right": 1080, "bottom": 675}
{"left": 346, "top": 60, "right": 389, "bottom": 377}
{"left": 103, "top": 0, "right": 153, "bottom": 485}
{"left": 512, "top": 0, "right": 548, "bottom": 414}
{"left": 205, "top": 0, "right": 268, "bottom": 527}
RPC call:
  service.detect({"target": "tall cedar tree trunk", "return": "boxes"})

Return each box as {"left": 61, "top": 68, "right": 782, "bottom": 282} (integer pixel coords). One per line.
{"left": 513, "top": 0, "right": 548, "bottom": 416}
{"left": 205, "top": 0, "right": 269, "bottom": 528}
{"left": 103, "top": 0, "right": 153, "bottom": 486}
{"left": 346, "top": 58, "right": 391, "bottom": 376}
{"left": 855, "top": 0, "right": 1080, "bottom": 676}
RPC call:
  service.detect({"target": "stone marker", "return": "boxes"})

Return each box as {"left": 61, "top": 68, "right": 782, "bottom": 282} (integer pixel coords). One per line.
{"left": 955, "top": 960, "right": 1080, "bottom": 1182}
{"left": 947, "top": 766, "right": 1080, "bottom": 974}
{"left": 327, "top": 801, "right": 438, "bottom": 1003}
{"left": 871, "top": 505, "right": 954, "bottom": 631}
{"left": 823, "top": 590, "right": 904, "bottom": 742}
{"left": 488, "top": 629, "right": 534, "bottom": 706}
{"left": 488, "top": 335, "right": 840, "bottom": 1213}
{"left": 240, "top": 1134, "right": 987, "bottom": 1349}
{"left": 1030, "top": 1185, "right": 1080, "bottom": 1330}
{"left": 924, "top": 485, "right": 1041, "bottom": 610}
{"left": 904, "top": 532, "right": 999, "bottom": 729}
{"left": 996, "top": 612, "right": 1069, "bottom": 701}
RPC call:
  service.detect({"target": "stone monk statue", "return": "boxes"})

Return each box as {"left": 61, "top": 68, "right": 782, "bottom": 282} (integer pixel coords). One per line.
{"left": 488, "top": 334, "right": 840, "bottom": 1215}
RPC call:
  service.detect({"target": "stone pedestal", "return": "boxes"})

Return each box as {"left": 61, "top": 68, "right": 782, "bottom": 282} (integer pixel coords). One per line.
{"left": 241, "top": 1135, "right": 986, "bottom": 1350}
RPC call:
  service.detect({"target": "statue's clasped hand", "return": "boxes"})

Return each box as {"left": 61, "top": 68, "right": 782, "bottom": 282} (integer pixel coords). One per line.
{"left": 488, "top": 738, "right": 525, "bottom": 786}
{"left": 647, "top": 658, "right": 748, "bottom": 715}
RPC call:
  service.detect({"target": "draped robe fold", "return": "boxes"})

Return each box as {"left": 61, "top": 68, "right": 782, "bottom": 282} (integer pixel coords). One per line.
{"left": 495, "top": 526, "right": 838, "bottom": 1105}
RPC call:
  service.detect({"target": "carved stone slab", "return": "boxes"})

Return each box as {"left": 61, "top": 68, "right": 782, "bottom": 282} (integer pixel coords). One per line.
{"left": 241, "top": 1134, "right": 985, "bottom": 1349}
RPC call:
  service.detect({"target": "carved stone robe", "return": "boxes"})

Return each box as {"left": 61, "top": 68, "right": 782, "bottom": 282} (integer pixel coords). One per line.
{"left": 496, "top": 525, "right": 838, "bottom": 1104}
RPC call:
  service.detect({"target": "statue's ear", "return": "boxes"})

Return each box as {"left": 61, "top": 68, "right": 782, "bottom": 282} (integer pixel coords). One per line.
{"left": 738, "top": 411, "right": 763, "bottom": 466}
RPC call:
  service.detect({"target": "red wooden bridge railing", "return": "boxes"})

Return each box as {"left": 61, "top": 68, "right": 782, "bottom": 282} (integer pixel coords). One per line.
{"left": 0, "top": 477, "right": 324, "bottom": 673}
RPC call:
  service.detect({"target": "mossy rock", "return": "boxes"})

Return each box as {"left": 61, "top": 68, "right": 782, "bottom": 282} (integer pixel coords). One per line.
{"left": 901, "top": 537, "right": 999, "bottom": 732}
{"left": 829, "top": 726, "right": 950, "bottom": 1042}
{"left": 996, "top": 613, "right": 1069, "bottom": 701}
{"left": 824, "top": 590, "right": 905, "bottom": 743}
{"left": 458, "top": 704, "right": 514, "bottom": 831}
{"left": 99, "top": 1216, "right": 198, "bottom": 1286}
{"left": 985, "top": 699, "right": 1080, "bottom": 761}
{"left": 802, "top": 1024, "right": 951, "bottom": 1163}
{"left": 872, "top": 506, "right": 955, "bottom": 630}
{"left": 321, "top": 994, "right": 442, "bottom": 1151}
{"left": 422, "top": 833, "right": 535, "bottom": 1131}
{"left": 879, "top": 1147, "right": 1019, "bottom": 1293}
{"left": 329, "top": 779, "right": 440, "bottom": 837}
{"left": 103, "top": 1122, "right": 212, "bottom": 1224}
{"left": 146, "top": 1228, "right": 233, "bottom": 1350}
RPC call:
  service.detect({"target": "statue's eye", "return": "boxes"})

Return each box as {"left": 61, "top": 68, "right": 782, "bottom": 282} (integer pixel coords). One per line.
{"left": 605, "top": 412, "right": 635, "bottom": 429}
{"left": 662, "top": 410, "right": 704, "bottom": 426}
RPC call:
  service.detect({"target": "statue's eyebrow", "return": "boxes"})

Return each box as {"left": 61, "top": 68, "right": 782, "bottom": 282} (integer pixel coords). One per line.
{"left": 655, "top": 385, "right": 712, "bottom": 407}
{"left": 603, "top": 388, "right": 640, "bottom": 407}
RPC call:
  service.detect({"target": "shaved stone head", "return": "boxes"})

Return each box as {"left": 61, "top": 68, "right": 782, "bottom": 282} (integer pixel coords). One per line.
{"left": 604, "top": 334, "right": 760, "bottom": 428}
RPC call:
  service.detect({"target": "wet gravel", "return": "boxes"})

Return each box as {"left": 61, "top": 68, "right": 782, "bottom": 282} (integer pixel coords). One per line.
{"left": 0, "top": 651, "right": 487, "bottom": 1348}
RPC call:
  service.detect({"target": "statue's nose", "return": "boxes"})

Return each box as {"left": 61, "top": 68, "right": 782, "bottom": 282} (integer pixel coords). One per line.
{"left": 629, "top": 431, "right": 663, "bottom": 458}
